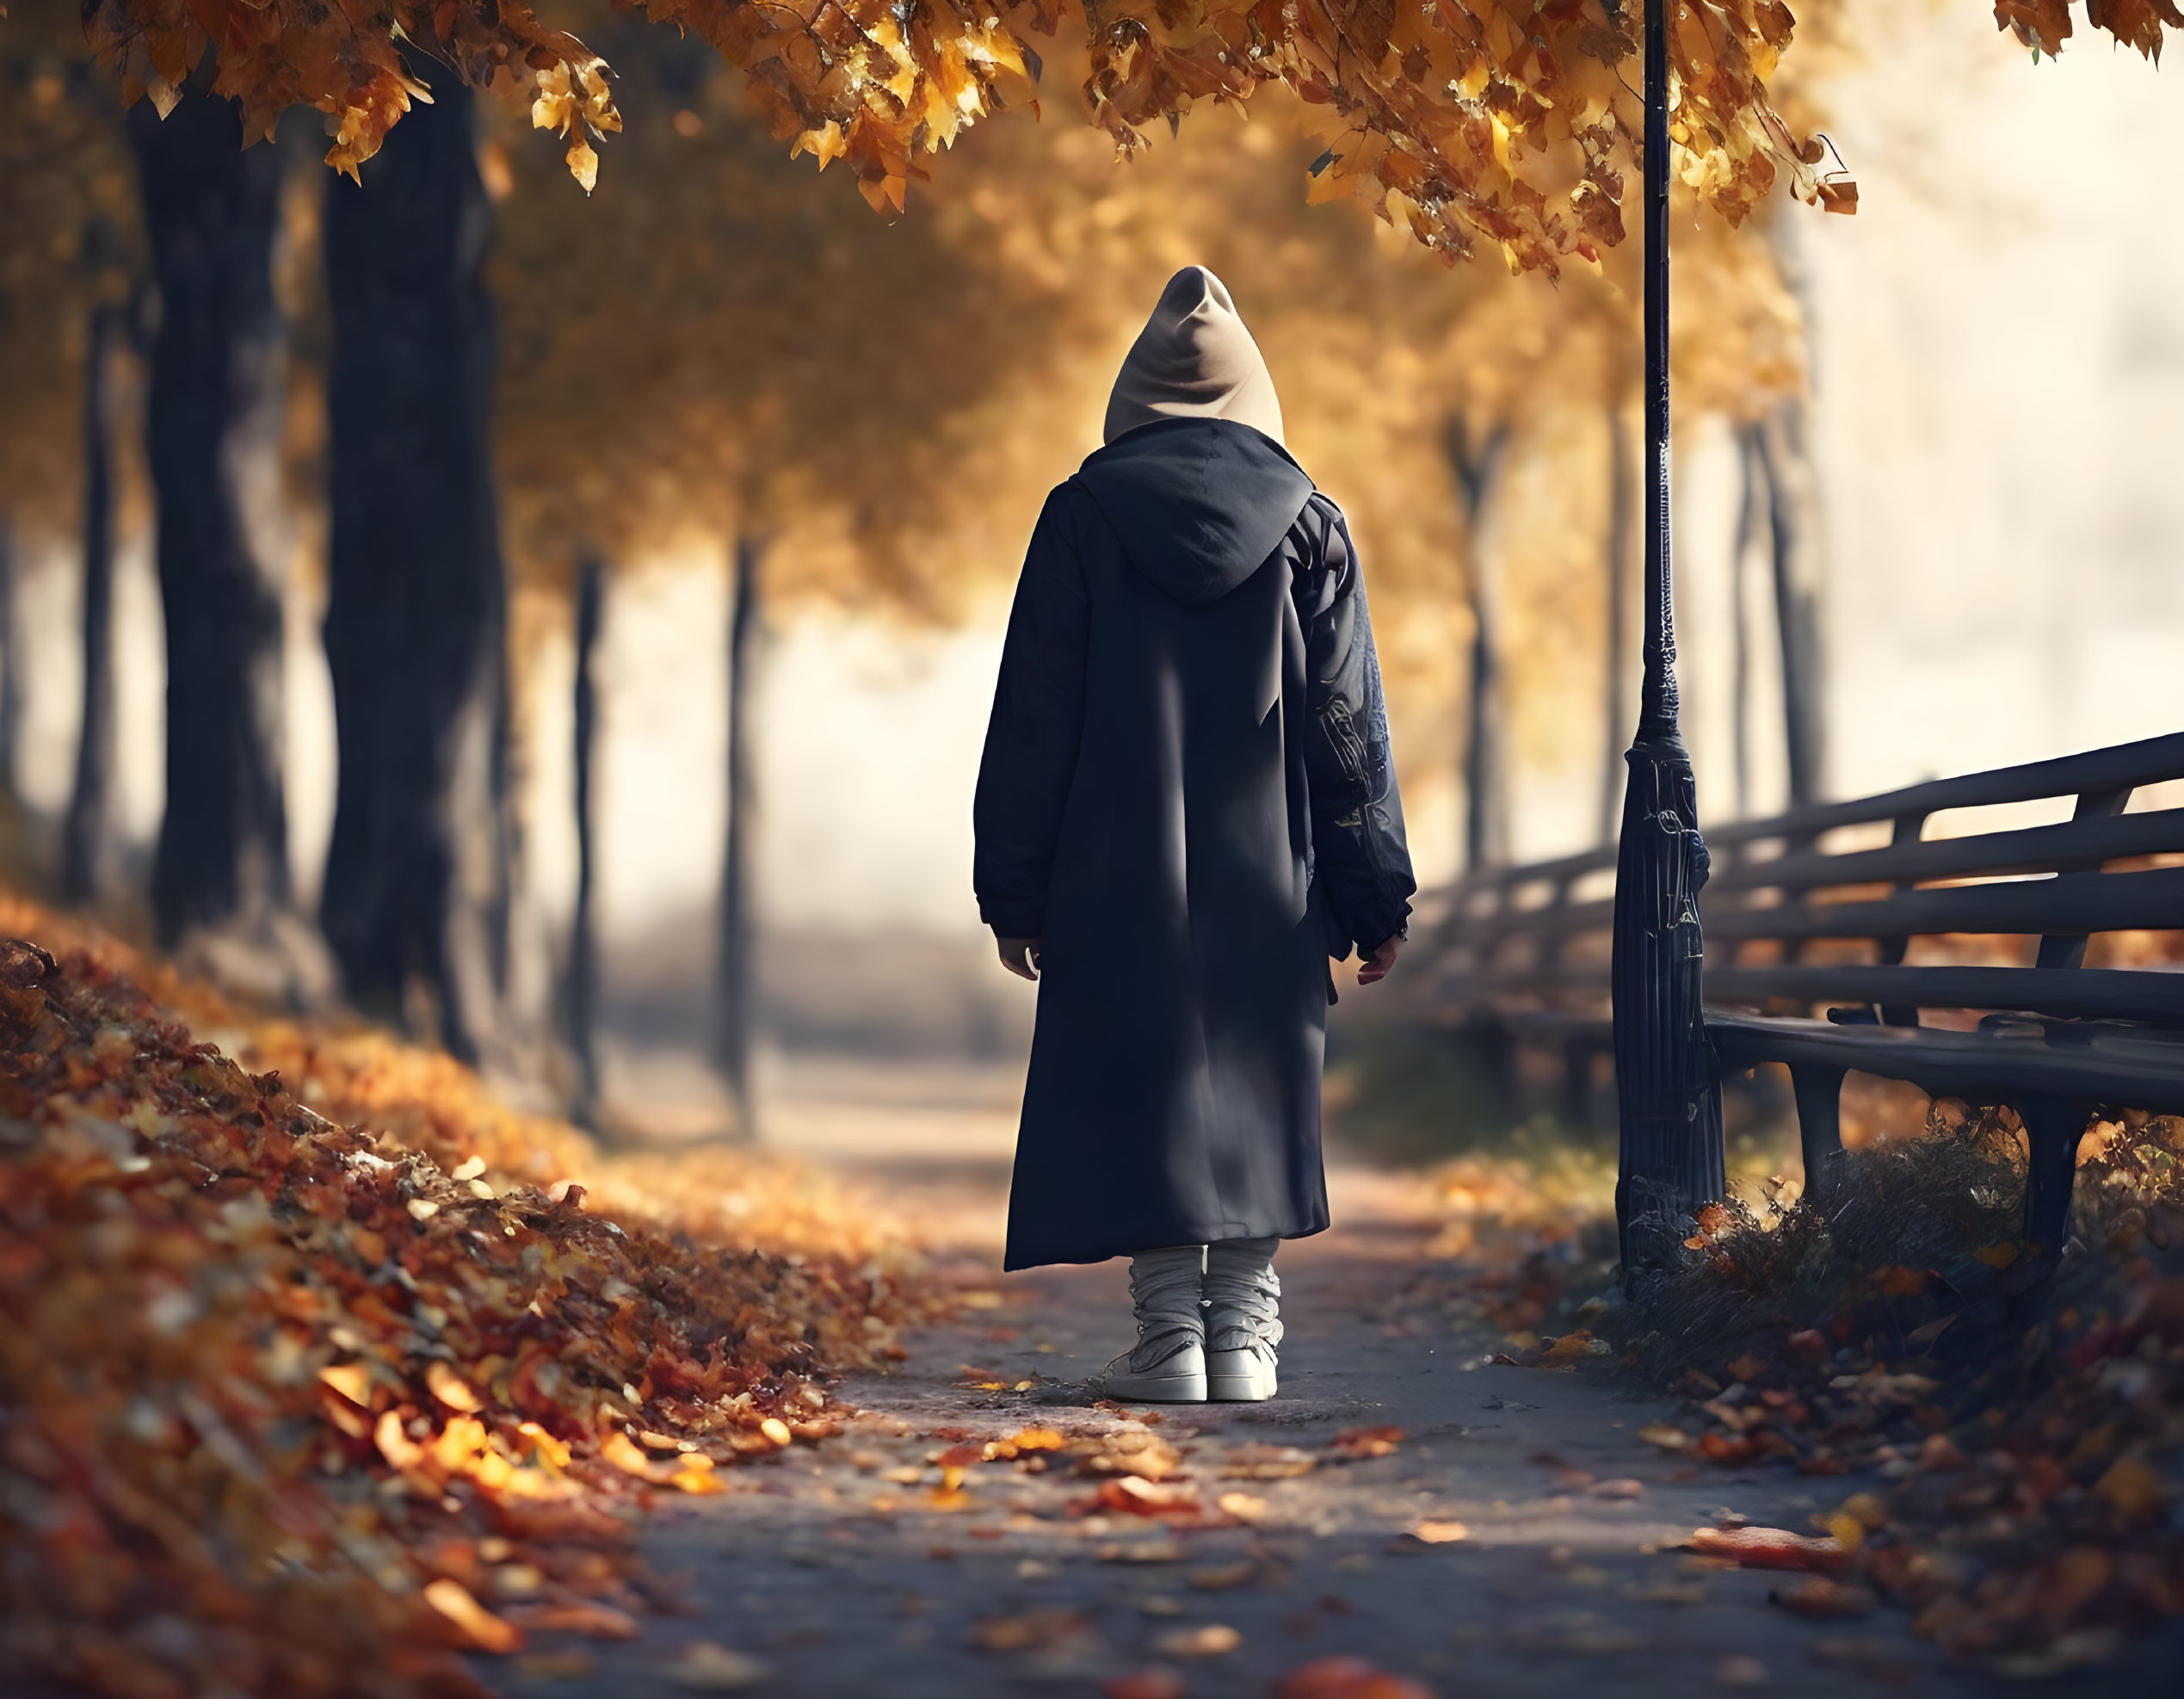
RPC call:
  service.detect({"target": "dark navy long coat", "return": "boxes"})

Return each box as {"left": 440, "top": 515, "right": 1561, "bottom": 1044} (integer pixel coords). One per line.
{"left": 973, "top": 418, "right": 1415, "bottom": 1270}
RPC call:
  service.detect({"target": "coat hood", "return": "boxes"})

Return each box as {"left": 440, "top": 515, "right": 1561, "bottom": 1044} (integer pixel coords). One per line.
{"left": 1103, "top": 266, "right": 1286, "bottom": 446}
{"left": 1074, "top": 417, "right": 1316, "bottom": 606}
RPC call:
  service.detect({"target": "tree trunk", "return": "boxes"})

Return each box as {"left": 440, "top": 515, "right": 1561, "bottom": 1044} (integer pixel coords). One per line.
{"left": 1446, "top": 419, "right": 1510, "bottom": 873}
{"left": 126, "top": 90, "right": 295, "bottom": 948}
{"left": 1600, "top": 406, "right": 1635, "bottom": 845}
{"left": 1756, "top": 400, "right": 1826, "bottom": 806}
{"left": 63, "top": 301, "right": 123, "bottom": 908}
{"left": 1732, "top": 424, "right": 1767, "bottom": 820}
{"left": 321, "top": 71, "right": 509, "bottom": 1061}
{"left": 713, "top": 538, "right": 762, "bottom": 1137}
{"left": 0, "top": 517, "right": 19, "bottom": 805}
{"left": 567, "top": 558, "right": 605, "bottom": 1121}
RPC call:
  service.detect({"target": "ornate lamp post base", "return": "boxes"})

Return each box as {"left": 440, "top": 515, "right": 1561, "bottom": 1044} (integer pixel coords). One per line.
{"left": 1613, "top": 734, "right": 1725, "bottom": 1271}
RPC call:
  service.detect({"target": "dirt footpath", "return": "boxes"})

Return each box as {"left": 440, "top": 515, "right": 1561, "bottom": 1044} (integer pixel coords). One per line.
{"left": 516, "top": 1151, "right": 2161, "bottom": 1699}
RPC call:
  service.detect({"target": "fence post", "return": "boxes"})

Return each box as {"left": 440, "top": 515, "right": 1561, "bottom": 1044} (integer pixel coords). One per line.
{"left": 1613, "top": 0, "right": 1726, "bottom": 1273}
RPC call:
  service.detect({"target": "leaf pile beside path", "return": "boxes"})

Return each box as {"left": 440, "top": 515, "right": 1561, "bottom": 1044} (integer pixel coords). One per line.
{"left": 1608, "top": 1110, "right": 2184, "bottom": 1677}
{"left": 0, "top": 930, "right": 926, "bottom": 1699}
{"left": 0, "top": 893, "right": 922, "bottom": 1274}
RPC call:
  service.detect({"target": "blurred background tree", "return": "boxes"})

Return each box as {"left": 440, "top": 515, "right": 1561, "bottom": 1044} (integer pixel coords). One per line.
{"left": 0, "top": 17, "right": 145, "bottom": 902}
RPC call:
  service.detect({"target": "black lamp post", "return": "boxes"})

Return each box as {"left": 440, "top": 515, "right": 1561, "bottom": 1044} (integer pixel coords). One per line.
{"left": 1612, "top": 0, "right": 1727, "bottom": 1272}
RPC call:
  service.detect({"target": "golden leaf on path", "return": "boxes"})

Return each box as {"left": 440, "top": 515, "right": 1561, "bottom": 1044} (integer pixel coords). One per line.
{"left": 660, "top": 1641, "right": 769, "bottom": 1690}
{"left": 423, "top": 1578, "right": 523, "bottom": 1654}
{"left": 1274, "top": 1656, "right": 1439, "bottom": 1698}
{"left": 602, "top": 1430, "right": 661, "bottom": 1480}
{"left": 1768, "top": 1578, "right": 1875, "bottom": 1617}
{"left": 1095, "top": 1475, "right": 1200, "bottom": 1517}
{"left": 1537, "top": 1331, "right": 1607, "bottom": 1369}
{"left": 427, "top": 1361, "right": 483, "bottom": 1412}
{"left": 1151, "top": 1622, "right": 1241, "bottom": 1658}
{"left": 1101, "top": 1671, "right": 1188, "bottom": 1699}
{"left": 2092, "top": 1455, "right": 2165, "bottom": 1521}
{"left": 1724, "top": 1353, "right": 1768, "bottom": 1384}
{"left": 671, "top": 1460, "right": 727, "bottom": 1495}
{"left": 1407, "top": 1520, "right": 1469, "bottom": 1544}
{"left": 1220, "top": 1443, "right": 1316, "bottom": 1480}
{"left": 517, "top": 1421, "right": 571, "bottom": 1469}
{"left": 1814, "top": 1512, "right": 1866, "bottom": 1551}
{"left": 318, "top": 1362, "right": 372, "bottom": 1406}
{"left": 1330, "top": 1425, "right": 1404, "bottom": 1459}
{"left": 2044, "top": 1547, "right": 2117, "bottom": 1620}
{"left": 1096, "top": 1539, "right": 1187, "bottom": 1563}
{"left": 1636, "top": 1422, "right": 1694, "bottom": 1452}
{"left": 971, "top": 1609, "right": 1095, "bottom": 1652}
{"left": 759, "top": 1418, "right": 793, "bottom": 1448}
{"left": 374, "top": 1408, "right": 427, "bottom": 1472}
{"left": 1076, "top": 1430, "right": 1183, "bottom": 1480}
{"left": 504, "top": 1600, "right": 641, "bottom": 1639}
{"left": 1216, "top": 1491, "right": 1268, "bottom": 1521}
{"left": 1685, "top": 1526, "right": 1850, "bottom": 1573}
{"left": 1836, "top": 1492, "right": 1888, "bottom": 1530}
{"left": 996, "top": 1427, "right": 1067, "bottom": 1455}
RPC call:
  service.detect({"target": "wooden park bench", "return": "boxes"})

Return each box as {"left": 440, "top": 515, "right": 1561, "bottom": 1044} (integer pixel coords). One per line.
{"left": 1423, "top": 731, "right": 2184, "bottom": 1248}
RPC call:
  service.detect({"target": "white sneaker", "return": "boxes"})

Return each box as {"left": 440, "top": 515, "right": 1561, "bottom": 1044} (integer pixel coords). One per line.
{"left": 1096, "top": 1336, "right": 1208, "bottom": 1403}
{"left": 1093, "top": 1245, "right": 1207, "bottom": 1403}
{"left": 1205, "top": 1236, "right": 1281, "bottom": 1402}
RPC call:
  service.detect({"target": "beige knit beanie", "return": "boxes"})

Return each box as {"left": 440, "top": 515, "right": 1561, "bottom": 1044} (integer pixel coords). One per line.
{"left": 1103, "top": 266, "right": 1285, "bottom": 446}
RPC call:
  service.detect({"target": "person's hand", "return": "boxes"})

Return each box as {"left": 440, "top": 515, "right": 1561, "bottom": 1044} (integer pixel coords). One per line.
{"left": 997, "top": 937, "right": 1042, "bottom": 980}
{"left": 1357, "top": 932, "right": 1403, "bottom": 986}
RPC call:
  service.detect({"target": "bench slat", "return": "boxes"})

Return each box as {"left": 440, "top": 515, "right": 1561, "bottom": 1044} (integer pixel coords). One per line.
{"left": 1705, "top": 965, "right": 2184, "bottom": 1025}
{"left": 1705, "top": 808, "right": 2184, "bottom": 898}
{"left": 1446, "top": 865, "right": 2184, "bottom": 965}
{"left": 1701, "top": 731, "right": 2184, "bottom": 854}
{"left": 1705, "top": 866, "right": 2184, "bottom": 944}
{"left": 1433, "top": 732, "right": 2184, "bottom": 914}
{"left": 1708, "top": 1011, "right": 2184, "bottom": 1115}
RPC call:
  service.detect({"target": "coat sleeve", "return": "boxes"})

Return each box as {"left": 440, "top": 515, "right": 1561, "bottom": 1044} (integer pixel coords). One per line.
{"left": 1296, "top": 494, "right": 1416, "bottom": 958}
{"left": 973, "top": 488, "right": 1090, "bottom": 939}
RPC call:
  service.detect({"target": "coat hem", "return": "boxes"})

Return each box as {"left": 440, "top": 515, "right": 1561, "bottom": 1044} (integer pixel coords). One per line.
{"left": 1002, "top": 1214, "right": 1330, "bottom": 1273}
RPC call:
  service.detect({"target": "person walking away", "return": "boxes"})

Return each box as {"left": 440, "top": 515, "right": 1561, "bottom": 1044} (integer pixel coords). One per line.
{"left": 973, "top": 267, "right": 1415, "bottom": 1402}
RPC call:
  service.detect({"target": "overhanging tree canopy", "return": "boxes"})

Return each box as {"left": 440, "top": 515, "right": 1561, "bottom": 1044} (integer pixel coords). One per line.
{"left": 80, "top": 2, "right": 1833, "bottom": 271}
{"left": 83, "top": 1, "right": 2181, "bottom": 274}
